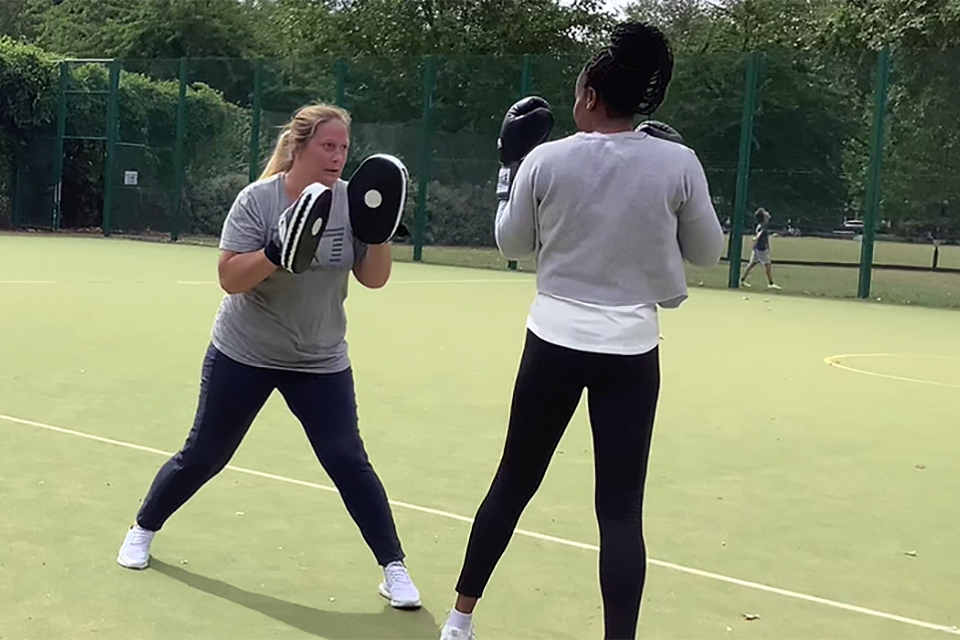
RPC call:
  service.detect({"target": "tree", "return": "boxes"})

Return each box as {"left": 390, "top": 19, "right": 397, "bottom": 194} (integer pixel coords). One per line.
{"left": 624, "top": 0, "right": 860, "bottom": 231}
{"left": 6, "top": 0, "right": 958, "bottom": 242}
{"left": 0, "top": 1, "right": 33, "bottom": 41}
{"left": 267, "top": 0, "right": 613, "bottom": 58}
{"left": 814, "top": 0, "right": 960, "bottom": 232}
{"left": 23, "top": 0, "right": 266, "bottom": 104}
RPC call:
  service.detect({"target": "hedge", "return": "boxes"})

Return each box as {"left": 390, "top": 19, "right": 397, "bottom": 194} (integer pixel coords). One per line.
{"left": 0, "top": 37, "right": 246, "bottom": 232}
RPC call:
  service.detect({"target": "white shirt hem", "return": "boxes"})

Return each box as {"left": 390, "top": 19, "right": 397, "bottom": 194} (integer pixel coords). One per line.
{"left": 525, "top": 292, "right": 660, "bottom": 356}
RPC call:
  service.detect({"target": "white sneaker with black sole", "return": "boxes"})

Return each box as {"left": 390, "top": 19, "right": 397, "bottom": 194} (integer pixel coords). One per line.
{"left": 117, "top": 524, "right": 155, "bottom": 569}
{"left": 378, "top": 561, "right": 421, "bottom": 609}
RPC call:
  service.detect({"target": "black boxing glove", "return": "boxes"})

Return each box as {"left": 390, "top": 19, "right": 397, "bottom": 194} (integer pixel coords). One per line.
{"left": 636, "top": 120, "right": 684, "bottom": 144}
{"left": 496, "top": 96, "right": 554, "bottom": 201}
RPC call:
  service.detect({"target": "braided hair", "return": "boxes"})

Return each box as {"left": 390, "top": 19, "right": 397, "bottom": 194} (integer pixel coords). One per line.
{"left": 581, "top": 21, "right": 674, "bottom": 119}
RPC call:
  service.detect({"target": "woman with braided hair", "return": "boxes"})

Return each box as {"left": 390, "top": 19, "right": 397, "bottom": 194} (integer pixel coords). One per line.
{"left": 439, "top": 22, "right": 724, "bottom": 640}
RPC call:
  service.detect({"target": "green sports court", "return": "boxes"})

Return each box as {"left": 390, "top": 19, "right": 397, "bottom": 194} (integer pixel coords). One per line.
{"left": 1, "top": 233, "right": 957, "bottom": 639}
{"left": 3, "top": 2, "right": 960, "bottom": 636}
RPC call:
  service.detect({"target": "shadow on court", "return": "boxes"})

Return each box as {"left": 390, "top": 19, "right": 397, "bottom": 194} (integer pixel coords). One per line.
{"left": 150, "top": 558, "right": 440, "bottom": 639}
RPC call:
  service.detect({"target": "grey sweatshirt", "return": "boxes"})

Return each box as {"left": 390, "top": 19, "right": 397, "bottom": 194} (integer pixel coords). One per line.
{"left": 496, "top": 130, "right": 724, "bottom": 309}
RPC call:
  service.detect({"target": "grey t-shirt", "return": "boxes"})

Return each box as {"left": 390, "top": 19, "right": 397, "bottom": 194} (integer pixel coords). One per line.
{"left": 211, "top": 173, "right": 367, "bottom": 373}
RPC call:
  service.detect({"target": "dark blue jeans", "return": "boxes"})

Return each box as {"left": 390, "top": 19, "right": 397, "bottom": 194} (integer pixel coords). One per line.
{"left": 136, "top": 344, "right": 405, "bottom": 566}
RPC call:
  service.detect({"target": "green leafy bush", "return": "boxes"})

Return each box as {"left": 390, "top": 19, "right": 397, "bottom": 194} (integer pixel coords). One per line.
{"left": 1, "top": 39, "right": 248, "bottom": 231}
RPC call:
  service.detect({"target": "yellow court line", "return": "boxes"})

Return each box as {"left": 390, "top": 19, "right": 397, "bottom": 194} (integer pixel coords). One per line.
{"left": 0, "top": 412, "right": 958, "bottom": 637}
{"left": 824, "top": 353, "right": 960, "bottom": 390}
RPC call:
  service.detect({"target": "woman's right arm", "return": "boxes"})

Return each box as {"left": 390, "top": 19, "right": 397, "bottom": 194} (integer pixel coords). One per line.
{"left": 217, "top": 191, "right": 277, "bottom": 294}
{"left": 676, "top": 153, "right": 725, "bottom": 267}
{"left": 495, "top": 153, "right": 539, "bottom": 260}
{"left": 218, "top": 250, "right": 277, "bottom": 294}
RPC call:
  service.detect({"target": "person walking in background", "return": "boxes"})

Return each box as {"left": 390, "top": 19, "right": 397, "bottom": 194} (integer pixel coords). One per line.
{"left": 740, "top": 207, "right": 781, "bottom": 289}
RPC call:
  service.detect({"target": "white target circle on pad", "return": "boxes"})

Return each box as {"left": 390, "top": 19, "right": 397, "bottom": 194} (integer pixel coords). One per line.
{"left": 365, "top": 190, "right": 383, "bottom": 209}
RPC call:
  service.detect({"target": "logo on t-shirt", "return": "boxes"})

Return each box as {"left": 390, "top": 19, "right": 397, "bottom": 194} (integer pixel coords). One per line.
{"left": 321, "top": 226, "right": 346, "bottom": 267}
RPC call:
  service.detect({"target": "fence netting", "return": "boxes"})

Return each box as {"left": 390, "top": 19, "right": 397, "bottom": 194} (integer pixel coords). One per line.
{"left": 4, "top": 51, "right": 959, "bottom": 306}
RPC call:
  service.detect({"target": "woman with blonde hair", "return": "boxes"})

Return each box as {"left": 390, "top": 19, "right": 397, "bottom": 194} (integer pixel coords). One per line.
{"left": 116, "top": 103, "right": 421, "bottom": 610}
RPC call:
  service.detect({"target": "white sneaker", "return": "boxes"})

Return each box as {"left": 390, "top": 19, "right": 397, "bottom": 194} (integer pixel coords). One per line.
{"left": 378, "top": 561, "right": 421, "bottom": 609}
{"left": 440, "top": 621, "right": 477, "bottom": 640}
{"left": 117, "top": 524, "right": 155, "bottom": 569}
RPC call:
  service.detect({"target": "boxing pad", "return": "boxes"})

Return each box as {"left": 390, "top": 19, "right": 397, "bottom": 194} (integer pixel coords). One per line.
{"left": 637, "top": 120, "right": 684, "bottom": 144}
{"left": 347, "top": 154, "right": 408, "bottom": 244}
{"left": 497, "top": 96, "right": 554, "bottom": 201}
{"left": 264, "top": 182, "right": 332, "bottom": 274}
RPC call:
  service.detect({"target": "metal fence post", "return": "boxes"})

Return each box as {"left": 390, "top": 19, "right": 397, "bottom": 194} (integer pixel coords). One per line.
{"left": 728, "top": 52, "right": 761, "bottom": 288}
{"left": 171, "top": 57, "right": 188, "bottom": 242}
{"left": 858, "top": 47, "right": 892, "bottom": 299}
{"left": 52, "top": 61, "right": 68, "bottom": 230}
{"left": 102, "top": 59, "right": 120, "bottom": 236}
{"left": 248, "top": 59, "right": 264, "bottom": 183}
{"left": 413, "top": 56, "right": 437, "bottom": 262}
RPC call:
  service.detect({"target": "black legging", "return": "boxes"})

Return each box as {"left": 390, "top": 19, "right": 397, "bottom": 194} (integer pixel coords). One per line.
{"left": 456, "top": 330, "right": 660, "bottom": 640}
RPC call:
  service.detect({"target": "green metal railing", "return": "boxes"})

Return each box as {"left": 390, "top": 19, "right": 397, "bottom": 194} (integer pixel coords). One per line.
{"left": 8, "top": 49, "right": 959, "bottom": 305}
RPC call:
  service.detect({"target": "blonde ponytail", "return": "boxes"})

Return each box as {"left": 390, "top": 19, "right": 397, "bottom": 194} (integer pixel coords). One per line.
{"left": 259, "top": 103, "right": 352, "bottom": 180}
{"left": 260, "top": 129, "right": 294, "bottom": 179}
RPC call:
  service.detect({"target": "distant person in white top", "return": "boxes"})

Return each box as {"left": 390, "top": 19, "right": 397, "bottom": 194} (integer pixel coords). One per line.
{"left": 740, "top": 207, "right": 781, "bottom": 289}
{"left": 439, "top": 21, "right": 724, "bottom": 640}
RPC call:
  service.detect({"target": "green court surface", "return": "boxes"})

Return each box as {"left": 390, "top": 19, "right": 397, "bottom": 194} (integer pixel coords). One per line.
{"left": 1, "top": 233, "right": 958, "bottom": 640}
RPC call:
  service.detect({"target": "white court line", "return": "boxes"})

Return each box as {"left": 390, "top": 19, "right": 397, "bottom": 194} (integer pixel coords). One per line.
{"left": 171, "top": 279, "right": 531, "bottom": 286}
{"left": 171, "top": 279, "right": 532, "bottom": 286}
{"left": 1, "top": 279, "right": 530, "bottom": 286}
{"left": 389, "top": 278, "right": 532, "bottom": 285}
{"left": 0, "top": 280, "right": 57, "bottom": 284}
{"left": 0, "top": 412, "right": 957, "bottom": 636}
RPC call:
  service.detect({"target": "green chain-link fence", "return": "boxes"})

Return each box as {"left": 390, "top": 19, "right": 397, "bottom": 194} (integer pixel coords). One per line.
{"left": 4, "top": 50, "right": 960, "bottom": 306}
